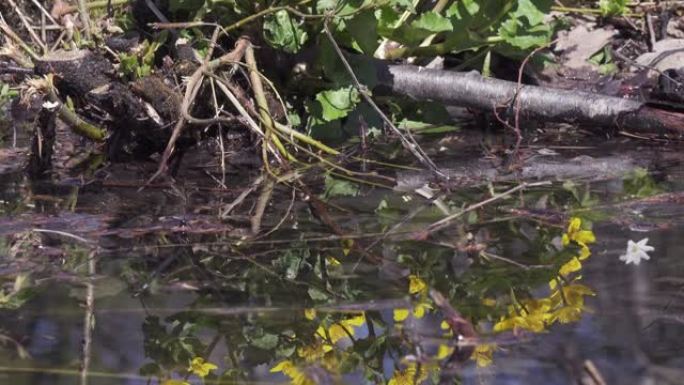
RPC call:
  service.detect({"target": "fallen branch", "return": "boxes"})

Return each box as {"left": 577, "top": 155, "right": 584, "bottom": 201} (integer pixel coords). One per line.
{"left": 377, "top": 64, "right": 684, "bottom": 137}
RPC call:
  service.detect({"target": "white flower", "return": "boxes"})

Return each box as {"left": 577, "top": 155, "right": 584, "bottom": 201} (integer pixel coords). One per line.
{"left": 619, "top": 238, "right": 654, "bottom": 265}
{"left": 42, "top": 100, "right": 60, "bottom": 111}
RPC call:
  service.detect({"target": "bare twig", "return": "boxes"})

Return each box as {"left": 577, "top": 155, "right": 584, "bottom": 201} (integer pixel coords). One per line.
{"left": 323, "top": 21, "right": 445, "bottom": 179}
{"left": 30, "top": 0, "right": 60, "bottom": 26}
{"left": 512, "top": 39, "right": 559, "bottom": 156}
{"left": 0, "top": 17, "right": 39, "bottom": 62}
{"left": 147, "top": 36, "right": 250, "bottom": 184}
{"left": 76, "top": 0, "right": 92, "bottom": 40}
{"left": 6, "top": 0, "right": 47, "bottom": 52}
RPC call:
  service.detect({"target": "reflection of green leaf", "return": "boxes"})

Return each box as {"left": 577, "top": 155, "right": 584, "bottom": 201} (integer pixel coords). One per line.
{"left": 251, "top": 333, "right": 279, "bottom": 350}
{"left": 398, "top": 120, "right": 460, "bottom": 134}
{"left": 323, "top": 175, "right": 359, "bottom": 198}
{"left": 624, "top": 168, "right": 660, "bottom": 197}
{"left": 308, "top": 287, "right": 329, "bottom": 301}
{"left": 263, "top": 10, "right": 308, "bottom": 53}
{"left": 273, "top": 250, "right": 310, "bottom": 280}
{"left": 139, "top": 362, "right": 162, "bottom": 376}
{"left": 315, "top": 87, "right": 360, "bottom": 122}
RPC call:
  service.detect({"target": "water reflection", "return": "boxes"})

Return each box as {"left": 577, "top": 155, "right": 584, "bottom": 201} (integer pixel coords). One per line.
{"left": 1, "top": 160, "right": 684, "bottom": 385}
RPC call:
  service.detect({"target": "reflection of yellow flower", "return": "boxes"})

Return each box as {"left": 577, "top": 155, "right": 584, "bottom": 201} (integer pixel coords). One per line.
{"left": 559, "top": 257, "right": 582, "bottom": 276}
{"left": 472, "top": 343, "right": 496, "bottom": 367}
{"left": 162, "top": 380, "right": 189, "bottom": 385}
{"left": 304, "top": 308, "right": 317, "bottom": 320}
{"left": 562, "top": 217, "right": 596, "bottom": 247}
{"left": 393, "top": 302, "right": 432, "bottom": 322}
{"left": 549, "top": 283, "right": 595, "bottom": 323}
{"left": 189, "top": 357, "right": 217, "bottom": 378}
{"left": 387, "top": 363, "right": 428, "bottom": 385}
{"left": 271, "top": 360, "right": 315, "bottom": 385}
{"left": 437, "top": 344, "right": 454, "bottom": 359}
{"left": 551, "top": 284, "right": 595, "bottom": 307}
{"left": 409, "top": 275, "right": 427, "bottom": 295}
{"left": 494, "top": 298, "right": 552, "bottom": 333}
{"left": 298, "top": 342, "right": 333, "bottom": 362}
{"left": 551, "top": 305, "right": 582, "bottom": 323}
{"left": 316, "top": 314, "right": 365, "bottom": 343}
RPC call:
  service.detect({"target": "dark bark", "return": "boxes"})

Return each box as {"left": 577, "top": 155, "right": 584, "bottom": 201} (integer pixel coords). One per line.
{"left": 376, "top": 63, "right": 684, "bottom": 137}
{"left": 34, "top": 50, "right": 182, "bottom": 159}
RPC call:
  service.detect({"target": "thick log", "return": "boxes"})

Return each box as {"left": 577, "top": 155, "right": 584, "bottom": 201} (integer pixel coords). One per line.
{"left": 395, "top": 154, "right": 650, "bottom": 191}
{"left": 376, "top": 64, "right": 684, "bottom": 137}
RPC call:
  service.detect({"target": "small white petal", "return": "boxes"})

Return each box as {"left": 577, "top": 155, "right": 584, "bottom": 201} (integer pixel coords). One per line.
{"left": 42, "top": 100, "right": 60, "bottom": 110}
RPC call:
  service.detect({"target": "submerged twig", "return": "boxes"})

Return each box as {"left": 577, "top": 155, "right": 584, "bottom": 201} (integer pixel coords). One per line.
{"left": 424, "top": 181, "right": 552, "bottom": 235}
{"left": 251, "top": 176, "right": 275, "bottom": 235}
{"left": 80, "top": 251, "right": 97, "bottom": 385}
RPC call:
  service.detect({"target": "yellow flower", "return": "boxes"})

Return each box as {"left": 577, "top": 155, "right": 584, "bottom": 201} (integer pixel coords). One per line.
{"left": 189, "top": 357, "right": 217, "bottom": 378}
{"left": 562, "top": 217, "right": 596, "bottom": 247}
{"left": 472, "top": 343, "right": 496, "bottom": 367}
{"left": 408, "top": 275, "right": 427, "bottom": 295}
{"left": 387, "top": 363, "right": 428, "bottom": 385}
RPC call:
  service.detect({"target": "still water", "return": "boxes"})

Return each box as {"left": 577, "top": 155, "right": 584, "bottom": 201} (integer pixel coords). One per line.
{"left": 1, "top": 140, "right": 683, "bottom": 385}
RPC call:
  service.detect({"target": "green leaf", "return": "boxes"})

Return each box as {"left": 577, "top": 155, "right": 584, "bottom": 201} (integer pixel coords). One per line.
{"left": 499, "top": 20, "right": 552, "bottom": 50}
{"left": 315, "top": 86, "right": 360, "bottom": 121}
{"left": 346, "top": 10, "right": 379, "bottom": 54}
{"left": 168, "top": 0, "right": 205, "bottom": 13}
{"left": 263, "top": 10, "right": 308, "bottom": 53}
{"left": 316, "top": 0, "right": 340, "bottom": 13}
{"left": 515, "top": 0, "right": 548, "bottom": 26}
{"left": 412, "top": 11, "right": 453, "bottom": 33}
{"left": 599, "top": 0, "right": 628, "bottom": 16}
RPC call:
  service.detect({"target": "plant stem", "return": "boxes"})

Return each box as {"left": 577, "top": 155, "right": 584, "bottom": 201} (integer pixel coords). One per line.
{"left": 76, "top": 0, "right": 93, "bottom": 40}
{"left": 224, "top": 0, "right": 313, "bottom": 33}
{"left": 61, "top": 0, "right": 130, "bottom": 15}
{"left": 47, "top": 88, "right": 107, "bottom": 142}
